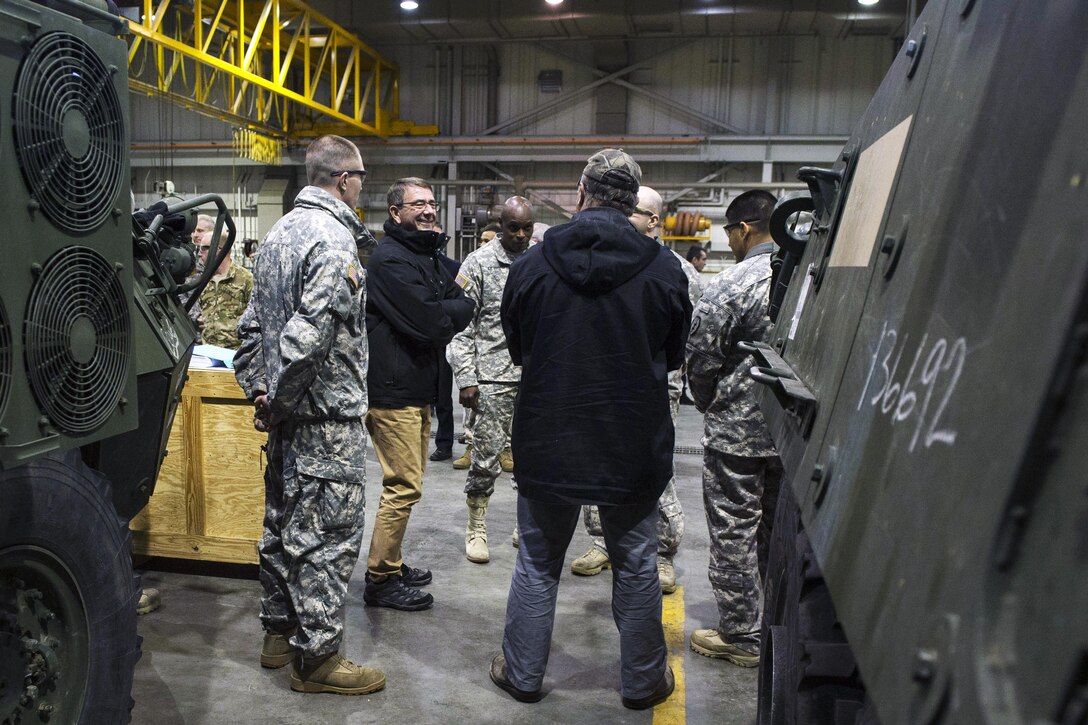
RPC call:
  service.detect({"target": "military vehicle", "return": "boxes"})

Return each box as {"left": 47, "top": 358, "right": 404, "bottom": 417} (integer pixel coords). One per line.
{"left": 0, "top": 1, "right": 235, "bottom": 721}
{"left": 752, "top": 1, "right": 1087, "bottom": 723}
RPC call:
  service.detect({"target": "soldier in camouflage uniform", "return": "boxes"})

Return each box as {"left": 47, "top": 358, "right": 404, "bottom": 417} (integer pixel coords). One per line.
{"left": 685, "top": 189, "right": 783, "bottom": 668}
{"left": 572, "top": 186, "right": 701, "bottom": 594}
{"left": 447, "top": 196, "right": 533, "bottom": 563}
{"left": 178, "top": 216, "right": 211, "bottom": 334}
{"left": 234, "top": 135, "right": 385, "bottom": 696}
{"left": 195, "top": 214, "right": 253, "bottom": 348}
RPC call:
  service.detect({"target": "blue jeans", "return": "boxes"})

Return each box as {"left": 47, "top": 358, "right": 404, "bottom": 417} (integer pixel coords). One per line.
{"left": 501, "top": 495, "right": 667, "bottom": 699}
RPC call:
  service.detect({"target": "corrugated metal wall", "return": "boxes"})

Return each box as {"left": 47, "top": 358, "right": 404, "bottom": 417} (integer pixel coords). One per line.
{"left": 386, "top": 34, "right": 892, "bottom": 137}
{"left": 127, "top": 32, "right": 893, "bottom": 245}
{"left": 130, "top": 33, "right": 891, "bottom": 141}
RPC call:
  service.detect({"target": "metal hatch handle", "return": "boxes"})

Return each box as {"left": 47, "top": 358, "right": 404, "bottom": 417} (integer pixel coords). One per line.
{"left": 738, "top": 341, "right": 818, "bottom": 426}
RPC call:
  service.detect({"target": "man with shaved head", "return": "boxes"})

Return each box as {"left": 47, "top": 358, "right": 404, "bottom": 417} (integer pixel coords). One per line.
{"left": 571, "top": 185, "right": 702, "bottom": 595}
{"left": 235, "top": 134, "right": 384, "bottom": 695}
{"left": 448, "top": 196, "right": 534, "bottom": 563}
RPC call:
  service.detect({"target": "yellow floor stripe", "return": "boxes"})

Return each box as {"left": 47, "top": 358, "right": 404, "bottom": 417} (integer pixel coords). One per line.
{"left": 655, "top": 585, "right": 686, "bottom": 724}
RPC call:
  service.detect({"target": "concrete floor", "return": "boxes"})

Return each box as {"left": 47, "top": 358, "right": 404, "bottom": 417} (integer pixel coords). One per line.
{"left": 131, "top": 404, "right": 757, "bottom": 725}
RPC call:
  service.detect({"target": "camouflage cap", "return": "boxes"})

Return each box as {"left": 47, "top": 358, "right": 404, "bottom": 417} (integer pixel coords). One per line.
{"left": 582, "top": 148, "right": 641, "bottom": 192}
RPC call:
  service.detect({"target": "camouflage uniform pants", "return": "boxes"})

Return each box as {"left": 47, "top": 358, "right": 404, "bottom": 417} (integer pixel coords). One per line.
{"left": 582, "top": 481, "right": 683, "bottom": 559}
{"left": 259, "top": 419, "right": 367, "bottom": 658}
{"left": 583, "top": 371, "right": 685, "bottom": 558}
{"left": 465, "top": 383, "right": 517, "bottom": 497}
{"left": 703, "top": 448, "right": 782, "bottom": 653}
{"left": 462, "top": 408, "right": 476, "bottom": 444}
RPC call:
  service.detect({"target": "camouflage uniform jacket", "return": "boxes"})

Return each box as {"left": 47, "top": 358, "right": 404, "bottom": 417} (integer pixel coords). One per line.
{"left": 448, "top": 236, "right": 525, "bottom": 388}
{"left": 670, "top": 247, "right": 703, "bottom": 310}
{"left": 686, "top": 241, "right": 776, "bottom": 457}
{"left": 668, "top": 245, "right": 703, "bottom": 402}
{"left": 198, "top": 262, "right": 253, "bottom": 348}
{"left": 234, "top": 185, "right": 368, "bottom": 425}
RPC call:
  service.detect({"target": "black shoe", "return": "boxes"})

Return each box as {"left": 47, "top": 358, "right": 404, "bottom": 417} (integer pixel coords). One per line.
{"left": 363, "top": 574, "right": 434, "bottom": 611}
{"left": 400, "top": 563, "right": 432, "bottom": 587}
{"left": 621, "top": 666, "right": 675, "bottom": 710}
{"left": 489, "top": 655, "right": 543, "bottom": 703}
{"left": 429, "top": 448, "right": 452, "bottom": 461}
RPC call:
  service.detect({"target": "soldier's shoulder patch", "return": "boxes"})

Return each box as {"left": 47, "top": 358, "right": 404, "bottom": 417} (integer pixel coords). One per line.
{"left": 455, "top": 272, "right": 471, "bottom": 289}
{"left": 347, "top": 263, "right": 360, "bottom": 290}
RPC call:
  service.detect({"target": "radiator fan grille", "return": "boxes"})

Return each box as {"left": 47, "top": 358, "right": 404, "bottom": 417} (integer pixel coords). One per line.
{"left": 13, "top": 32, "right": 125, "bottom": 234}
{"left": 24, "top": 247, "right": 130, "bottom": 436}
{"left": 0, "top": 299, "right": 10, "bottom": 423}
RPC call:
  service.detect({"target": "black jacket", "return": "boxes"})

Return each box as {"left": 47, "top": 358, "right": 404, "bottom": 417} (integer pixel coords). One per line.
{"left": 366, "top": 221, "right": 474, "bottom": 408}
{"left": 501, "top": 206, "right": 692, "bottom": 505}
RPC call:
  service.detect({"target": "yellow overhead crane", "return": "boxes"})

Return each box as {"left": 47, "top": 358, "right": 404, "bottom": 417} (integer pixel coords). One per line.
{"left": 126, "top": 0, "right": 437, "bottom": 139}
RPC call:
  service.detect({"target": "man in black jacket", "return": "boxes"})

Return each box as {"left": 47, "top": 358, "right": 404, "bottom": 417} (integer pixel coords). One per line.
{"left": 489, "top": 150, "right": 691, "bottom": 710}
{"left": 363, "top": 177, "right": 474, "bottom": 611}
{"left": 430, "top": 222, "right": 460, "bottom": 462}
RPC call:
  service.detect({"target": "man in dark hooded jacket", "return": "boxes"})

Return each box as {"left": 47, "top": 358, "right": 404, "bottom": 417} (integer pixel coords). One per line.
{"left": 489, "top": 149, "right": 691, "bottom": 710}
{"left": 363, "top": 177, "right": 474, "bottom": 612}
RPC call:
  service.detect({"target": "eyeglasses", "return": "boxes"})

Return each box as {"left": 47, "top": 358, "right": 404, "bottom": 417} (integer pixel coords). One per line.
{"left": 397, "top": 200, "right": 440, "bottom": 212}
{"left": 330, "top": 169, "right": 367, "bottom": 179}
{"left": 631, "top": 207, "right": 655, "bottom": 217}
{"left": 723, "top": 218, "right": 764, "bottom": 234}
{"left": 197, "top": 245, "right": 211, "bottom": 254}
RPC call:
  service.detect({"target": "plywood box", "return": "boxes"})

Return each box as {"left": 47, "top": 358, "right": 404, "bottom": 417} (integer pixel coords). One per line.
{"left": 130, "top": 368, "right": 265, "bottom": 564}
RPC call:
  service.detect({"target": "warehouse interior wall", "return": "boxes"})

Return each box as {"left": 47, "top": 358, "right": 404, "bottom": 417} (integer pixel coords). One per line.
{"left": 127, "top": 11, "right": 900, "bottom": 260}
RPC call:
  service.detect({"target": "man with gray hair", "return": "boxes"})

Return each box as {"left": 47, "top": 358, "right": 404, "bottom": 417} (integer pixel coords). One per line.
{"left": 235, "top": 134, "right": 383, "bottom": 695}
{"left": 571, "top": 184, "right": 701, "bottom": 594}
{"left": 363, "top": 177, "right": 474, "bottom": 611}
{"left": 195, "top": 213, "right": 252, "bottom": 348}
{"left": 490, "top": 150, "right": 691, "bottom": 710}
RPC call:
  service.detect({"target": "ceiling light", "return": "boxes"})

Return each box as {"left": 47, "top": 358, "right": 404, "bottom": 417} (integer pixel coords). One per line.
{"left": 546, "top": 0, "right": 564, "bottom": 5}
{"left": 401, "top": 1, "right": 419, "bottom": 9}
{"left": 858, "top": 0, "right": 879, "bottom": 5}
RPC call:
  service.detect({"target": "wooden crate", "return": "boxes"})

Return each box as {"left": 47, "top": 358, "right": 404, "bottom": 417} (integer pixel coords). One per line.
{"left": 130, "top": 368, "right": 265, "bottom": 564}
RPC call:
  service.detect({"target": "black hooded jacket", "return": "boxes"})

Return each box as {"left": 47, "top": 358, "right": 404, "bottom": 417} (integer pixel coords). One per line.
{"left": 366, "top": 220, "right": 474, "bottom": 408}
{"left": 500, "top": 206, "right": 692, "bottom": 505}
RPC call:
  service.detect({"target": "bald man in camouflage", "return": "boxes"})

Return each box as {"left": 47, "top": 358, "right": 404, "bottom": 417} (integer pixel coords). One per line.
{"left": 447, "top": 196, "right": 534, "bottom": 563}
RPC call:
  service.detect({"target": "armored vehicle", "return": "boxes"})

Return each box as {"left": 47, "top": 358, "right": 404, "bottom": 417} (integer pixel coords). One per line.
{"left": 0, "top": 1, "right": 234, "bottom": 721}
{"left": 752, "top": 1, "right": 1087, "bottom": 723}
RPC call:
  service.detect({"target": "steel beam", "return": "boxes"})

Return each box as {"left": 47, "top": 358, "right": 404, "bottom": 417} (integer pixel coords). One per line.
{"left": 130, "top": 134, "right": 846, "bottom": 167}
{"left": 126, "top": 0, "right": 428, "bottom": 138}
{"left": 664, "top": 165, "right": 733, "bottom": 204}
{"left": 537, "top": 42, "right": 748, "bottom": 134}
{"left": 480, "top": 41, "right": 695, "bottom": 136}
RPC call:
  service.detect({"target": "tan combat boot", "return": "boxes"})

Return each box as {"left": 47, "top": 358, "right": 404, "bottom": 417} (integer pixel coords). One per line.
{"left": 499, "top": 447, "right": 514, "bottom": 472}
{"left": 571, "top": 547, "right": 611, "bottom": 576}
{"left": 689, "top": 629, "right": 759, "bottom": 667}
{"left": 261, "top": 628, "right": 298, "bottom": 668}
{"left": 290, "top": 652, "right": 386, "bottom": 695}
{"left": 657, "top": 557, "right": 677, "bottom": 594}
{"left": 452, "top": 445, "right": 472, "bottom": 470}
{"left": 466, "top": 495, "right": 490, "bottom": 563}
{"left": 136, "top": 587, "right": 161, "bottom": 615}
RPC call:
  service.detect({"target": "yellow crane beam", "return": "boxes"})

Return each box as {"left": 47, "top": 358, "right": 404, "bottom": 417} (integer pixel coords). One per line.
{"left": 127, "top": 0, "right": 437, "bottom": 139}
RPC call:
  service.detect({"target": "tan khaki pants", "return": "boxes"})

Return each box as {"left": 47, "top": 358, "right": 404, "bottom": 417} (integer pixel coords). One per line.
{"left": 365, "top": 406, "right": 431, "bottom": 578}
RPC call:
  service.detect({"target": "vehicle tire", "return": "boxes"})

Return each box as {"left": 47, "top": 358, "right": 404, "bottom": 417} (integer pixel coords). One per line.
{"left": 0, "top": 450, "right": 140, "bottom": 724}
{"left": 758, "top": 484, "right": 869, "bottom": 725}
